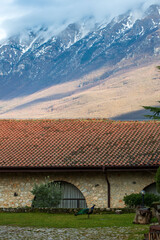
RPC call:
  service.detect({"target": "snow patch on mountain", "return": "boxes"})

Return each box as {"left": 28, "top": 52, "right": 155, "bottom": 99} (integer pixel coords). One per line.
{"left": 0, "top": 4, "right": 159, "bottom": 100}
{"left": 139, "top": 26, "right": 145, "bottom": 35}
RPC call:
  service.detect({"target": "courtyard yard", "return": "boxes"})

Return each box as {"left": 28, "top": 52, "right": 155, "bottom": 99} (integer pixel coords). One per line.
{"left": 0, "top": 212, "right": 155, "bottom": 239}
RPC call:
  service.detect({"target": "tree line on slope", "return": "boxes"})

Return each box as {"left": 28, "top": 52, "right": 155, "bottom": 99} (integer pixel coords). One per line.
{"left": 143, "top": 66, "right": 160, "bottom": 120}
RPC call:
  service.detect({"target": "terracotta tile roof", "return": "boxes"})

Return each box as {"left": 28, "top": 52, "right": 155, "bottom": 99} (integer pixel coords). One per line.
{"left": 0, "top": 119, "right": 160, "bottom": 168}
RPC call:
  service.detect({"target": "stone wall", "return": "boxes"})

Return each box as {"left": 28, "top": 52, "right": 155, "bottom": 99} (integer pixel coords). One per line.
{"left": 0, "top": 170, "right": 156, "bottom": 208}
{"left": 108, "top": 171, "right": 155, "bottom": 208}
{"left": 0, "top": 172, "right": 107, "bottom": 208}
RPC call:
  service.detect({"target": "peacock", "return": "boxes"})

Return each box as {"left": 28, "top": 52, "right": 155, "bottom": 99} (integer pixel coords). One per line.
{"left": 75, "top": 205, "right": 95, "bottom": 218}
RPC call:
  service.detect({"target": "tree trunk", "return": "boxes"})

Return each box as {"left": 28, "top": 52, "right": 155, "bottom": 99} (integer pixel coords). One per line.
{"left": 133, "top": 207, "right": 151, "bottom": 224}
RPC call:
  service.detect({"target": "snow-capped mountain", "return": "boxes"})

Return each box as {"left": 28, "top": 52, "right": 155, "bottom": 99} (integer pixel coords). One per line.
{"left": 0, "top": 4, "right": 160, "bottom": 100}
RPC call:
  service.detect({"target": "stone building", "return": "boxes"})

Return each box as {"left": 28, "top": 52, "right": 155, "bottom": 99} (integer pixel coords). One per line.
{"left": 0, "top": 119, "right": 160, "bottom": 208}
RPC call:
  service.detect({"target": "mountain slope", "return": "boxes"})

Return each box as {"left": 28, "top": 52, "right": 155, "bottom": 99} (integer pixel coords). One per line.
{"left": 0, "top": 4, "right": 159, "bottom": 100}
{"left": 0, "top": 4, "right": 160, "bottom": 120}
{"left": 0, "top": 62, "right": 159, "bottom": 119}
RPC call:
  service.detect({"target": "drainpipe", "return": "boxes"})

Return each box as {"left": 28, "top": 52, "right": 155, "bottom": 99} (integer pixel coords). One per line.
{"left": 103, "top": 166, "right": 111, "bottom": 208}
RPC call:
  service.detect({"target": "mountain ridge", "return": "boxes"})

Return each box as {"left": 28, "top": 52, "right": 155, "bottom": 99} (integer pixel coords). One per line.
{"left": 0, "top": 4, "right": 160, "bottom": 120}
{"left": 0, "top": 4, "right": 159, "bottom": 98}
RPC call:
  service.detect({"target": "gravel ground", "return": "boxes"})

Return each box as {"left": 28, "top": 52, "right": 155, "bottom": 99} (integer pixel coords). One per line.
{"left": 0, "top": 226, "right": 146, "bottom": 240}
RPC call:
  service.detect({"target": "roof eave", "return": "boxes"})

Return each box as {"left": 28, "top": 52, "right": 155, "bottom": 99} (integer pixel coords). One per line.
{"left": 0, "top": 165, "right": 158, "bottom": 172}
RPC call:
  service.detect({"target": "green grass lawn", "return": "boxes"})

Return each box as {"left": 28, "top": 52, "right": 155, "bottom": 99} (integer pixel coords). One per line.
{"left": 0, "top": 212, "right": 154, "bottom": 240}
{"left": 0, "top": 212, "right": 150, "bottom": 228}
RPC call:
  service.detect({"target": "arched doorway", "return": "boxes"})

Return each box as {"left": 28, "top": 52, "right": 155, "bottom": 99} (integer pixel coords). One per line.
{"left": 56, "top": 181, "right": 87, "bottom": 208}
{"left": 144, "top": 182, "right": 160, "bottom": 196}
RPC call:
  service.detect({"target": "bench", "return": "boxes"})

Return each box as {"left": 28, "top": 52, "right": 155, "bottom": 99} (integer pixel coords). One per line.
{"left": 144, "top": 225, "right": 160, "bottom": 240}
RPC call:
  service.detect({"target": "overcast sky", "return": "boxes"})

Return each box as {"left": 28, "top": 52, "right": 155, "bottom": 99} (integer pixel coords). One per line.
{"left": 0, "top": 0, "right": 159, "bottom": 40}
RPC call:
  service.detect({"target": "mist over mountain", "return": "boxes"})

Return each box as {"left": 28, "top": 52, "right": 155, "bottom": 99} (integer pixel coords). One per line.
{"left": 1, "top": 0, "right": 159, "bottom": 39}
{"left": 0, "top": 4, "right": 160, "bottom": 98}
{"left": 0, "top": 3, "right": 160, "bottom": 119}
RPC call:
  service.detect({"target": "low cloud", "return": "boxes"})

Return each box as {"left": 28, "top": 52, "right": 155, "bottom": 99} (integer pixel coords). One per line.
{"left": 0, "top": 0, "right": 159, "bottom": 39}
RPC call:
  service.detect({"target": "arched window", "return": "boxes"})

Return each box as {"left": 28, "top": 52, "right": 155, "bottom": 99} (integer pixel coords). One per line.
{"left": 56, "top": 181, "right": 87, "bottom": 209}
{"left": 144, "top": 182, "right": 160, "bottom": 196}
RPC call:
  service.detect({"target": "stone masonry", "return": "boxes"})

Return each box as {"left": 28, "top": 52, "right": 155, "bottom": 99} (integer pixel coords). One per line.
{"left": 108, "top": 171, "right": 155, "bottom": 208}
{"left": 0, "top": 170, "right": 156, "bottom": 208}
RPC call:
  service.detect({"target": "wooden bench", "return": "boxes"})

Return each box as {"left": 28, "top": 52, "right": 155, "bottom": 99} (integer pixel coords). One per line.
{"left": 144, "top": 225, "right": 160, "bottom": 240}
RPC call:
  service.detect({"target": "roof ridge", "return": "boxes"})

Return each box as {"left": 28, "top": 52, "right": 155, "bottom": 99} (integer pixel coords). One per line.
{"left": 0, "top": 119, "right": 159, "bottom": 124}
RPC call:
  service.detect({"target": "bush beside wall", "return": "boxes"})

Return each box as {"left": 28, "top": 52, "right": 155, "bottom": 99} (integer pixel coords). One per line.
{"left": 123, "top": 193, "right": 160, "bottom": 208}
{"left": 0, "top": 207, "right": 135, "bottom": 214}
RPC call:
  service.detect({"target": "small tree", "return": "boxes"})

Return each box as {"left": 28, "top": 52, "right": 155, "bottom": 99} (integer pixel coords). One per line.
{"left": 31, "top": 178, "right": 62, "bottom": 208}
{"left": 155, "top": 167, "right": 160, "bottom": 194}
{"left": 143, "top": 102, "right": 160, "bottom": 120}
{"left": 143, "top": 66, "right": 160, "bottom": 120}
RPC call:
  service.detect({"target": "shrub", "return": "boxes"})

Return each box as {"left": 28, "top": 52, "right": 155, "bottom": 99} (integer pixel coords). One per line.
{"left": 31, "top": 178, "right": 62, "bottom": 208}
{"left": 144, "top": 193, "right": 160, "bottom": 207}
{"left": 123, "top": 193, "right": 142, "bottom": 208}
{"left": 123, "top": 192, "right": 160, "bottom": 208}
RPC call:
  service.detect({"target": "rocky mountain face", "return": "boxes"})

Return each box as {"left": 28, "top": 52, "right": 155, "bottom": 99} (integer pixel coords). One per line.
{"left": 0, "top": 4, "right": 160, "bottom": 100}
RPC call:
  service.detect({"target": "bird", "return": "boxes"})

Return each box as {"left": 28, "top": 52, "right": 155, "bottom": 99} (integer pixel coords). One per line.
{"left": 75, "top": 205, "right": 96, "bottom": 218}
